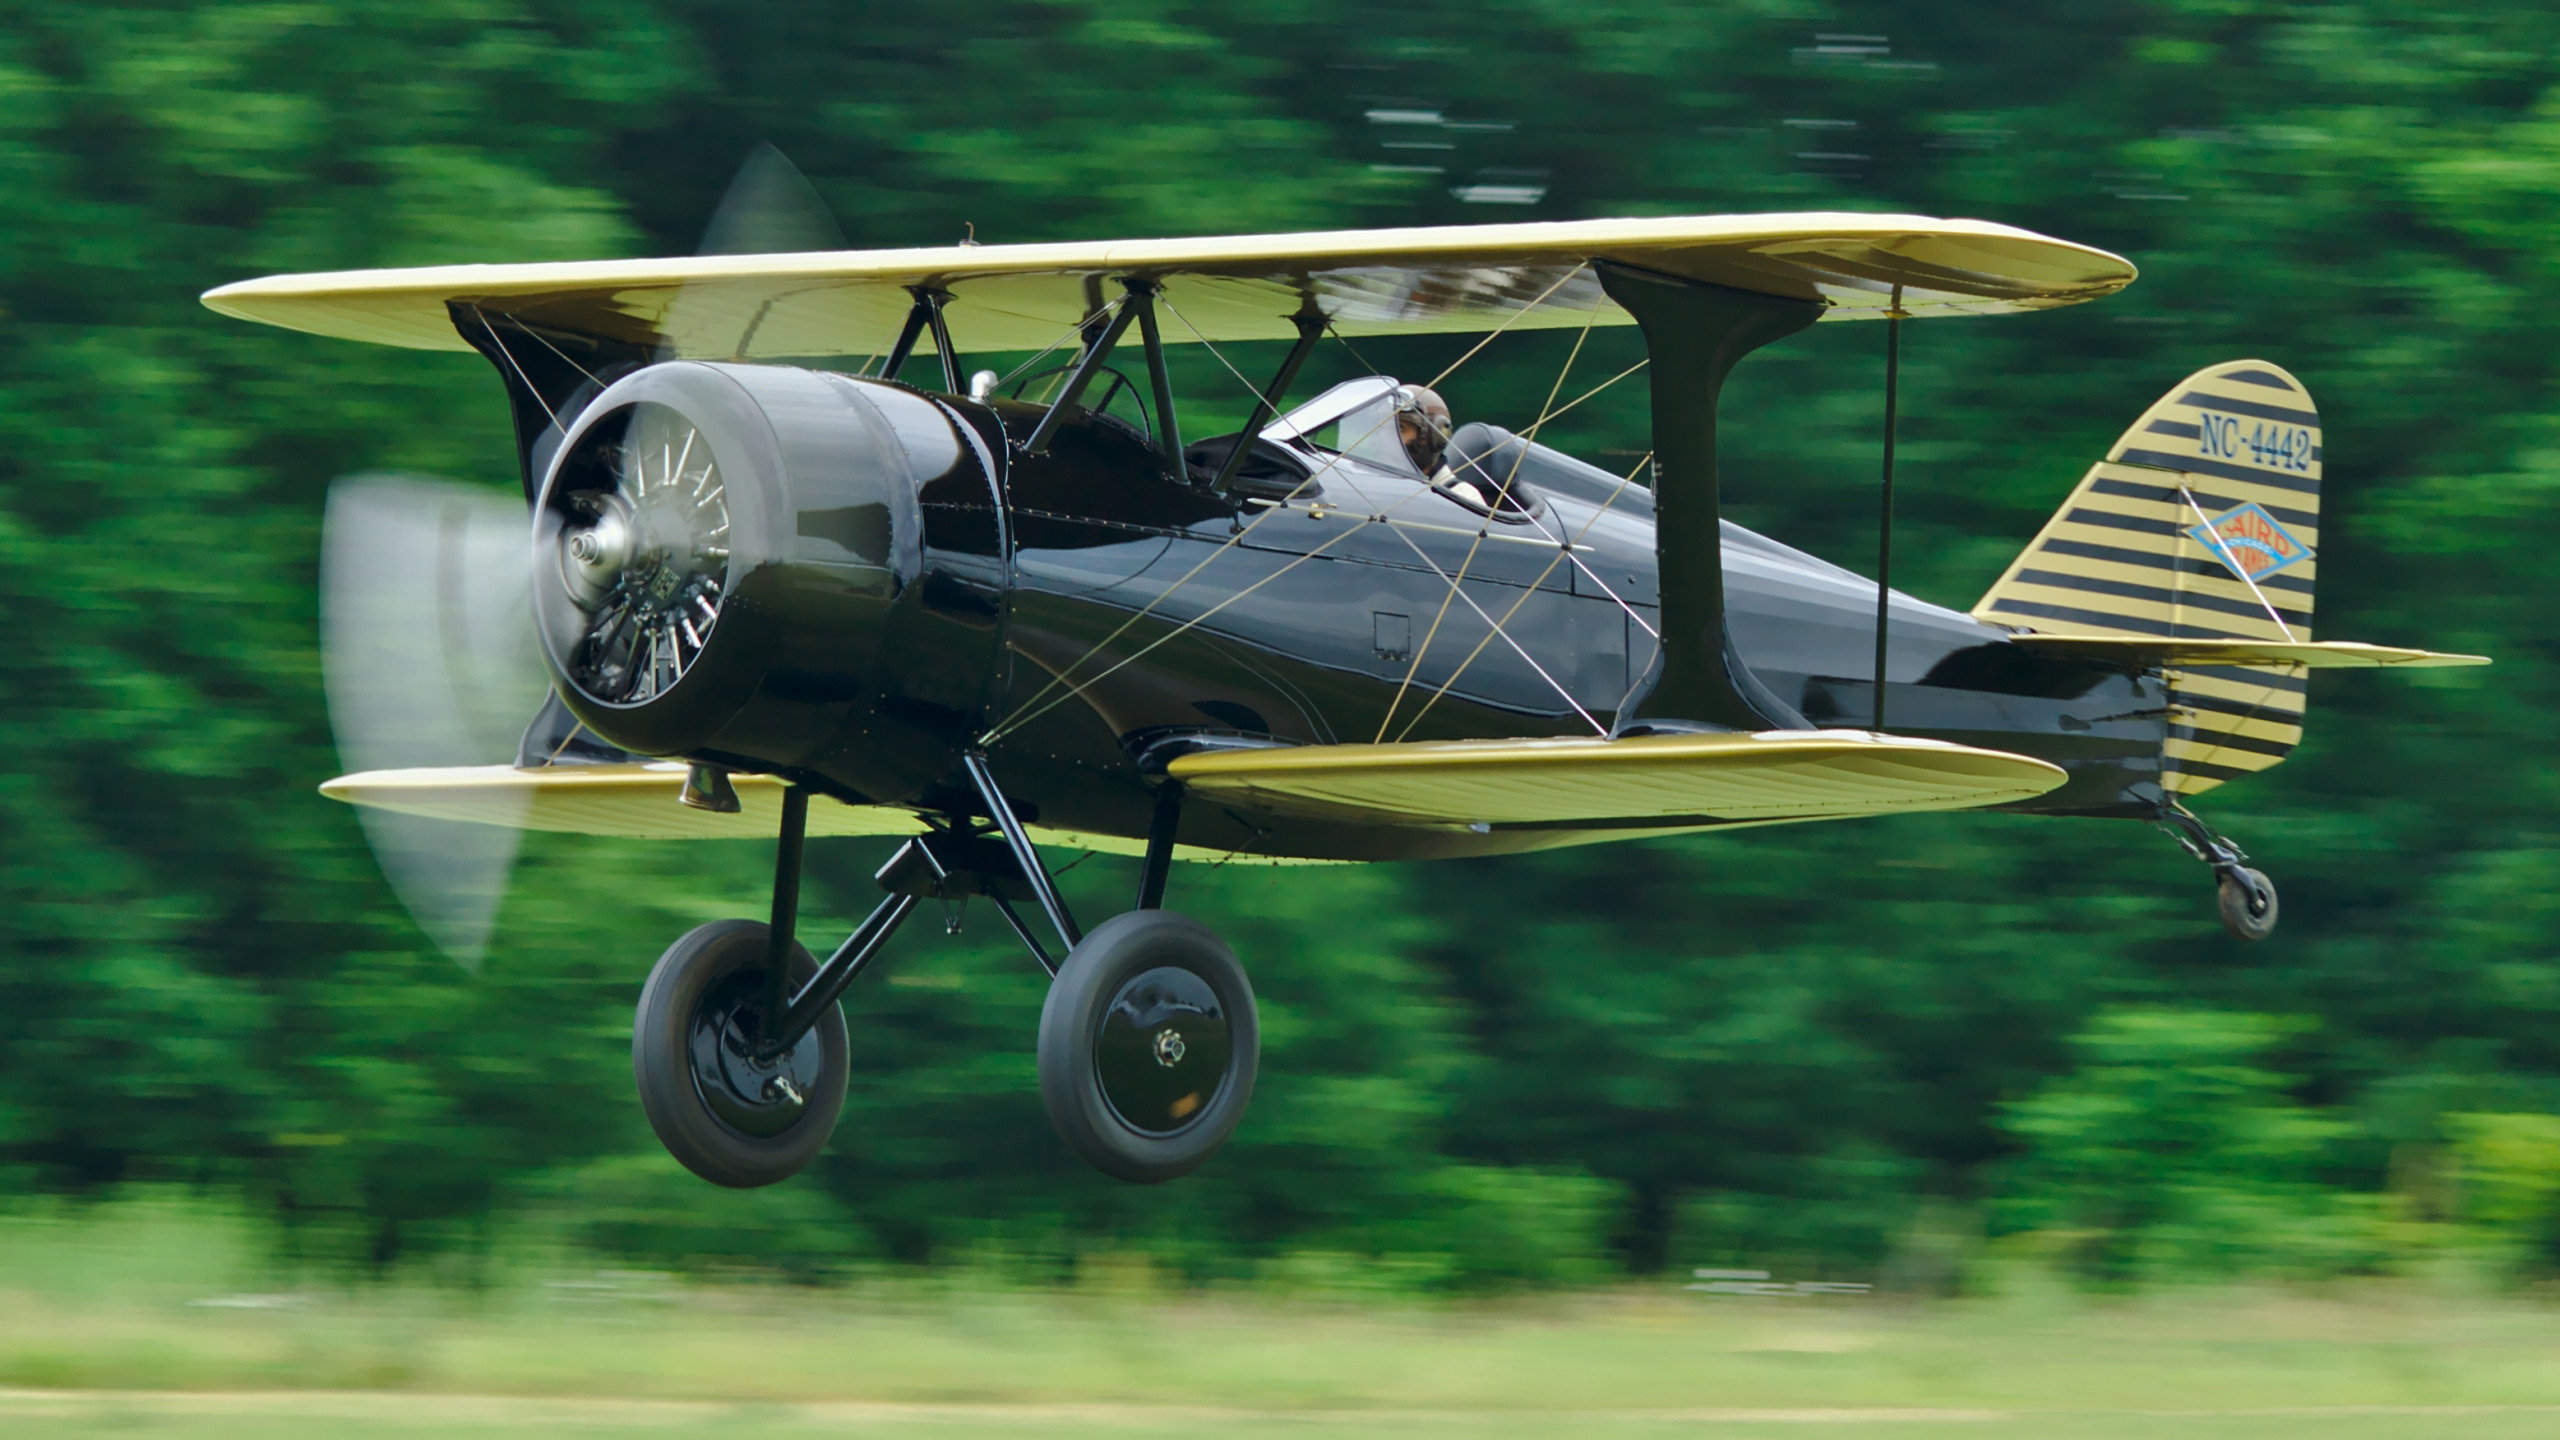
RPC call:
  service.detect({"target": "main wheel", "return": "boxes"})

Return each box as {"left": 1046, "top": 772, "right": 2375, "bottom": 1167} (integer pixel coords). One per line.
{"left": 2217, "top": 866, "right": 2279, "bottom": 942}
{"left": 1037, "top": 910, "right": 1258, "bottom": 1184}
{"left": 633, "top": 919, "right": 848, "bottom": 1187}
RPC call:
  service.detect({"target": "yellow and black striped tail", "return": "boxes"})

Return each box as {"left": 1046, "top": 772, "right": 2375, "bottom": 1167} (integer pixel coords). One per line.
{"left": 1973, "top": 360, "right": 2321, "bottom": 799}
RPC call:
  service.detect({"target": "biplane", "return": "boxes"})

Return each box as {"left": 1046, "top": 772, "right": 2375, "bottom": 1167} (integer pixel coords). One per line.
{"left": 205, "top": 205, "right": 2485, "bottom": 1188}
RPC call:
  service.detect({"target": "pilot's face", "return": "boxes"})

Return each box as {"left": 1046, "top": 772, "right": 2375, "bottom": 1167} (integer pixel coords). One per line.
{"left": 1400, "top": 408, "right": 1450, "bottom": 469}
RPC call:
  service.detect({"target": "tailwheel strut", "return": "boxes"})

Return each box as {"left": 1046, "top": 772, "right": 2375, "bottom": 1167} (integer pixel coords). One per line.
{"left": 2157, "top": 803, "right": 2278, "bottom": 942}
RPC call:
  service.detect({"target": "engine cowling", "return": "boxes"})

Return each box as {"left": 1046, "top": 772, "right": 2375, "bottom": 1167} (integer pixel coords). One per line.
{"left": 532, "top": 361, "right": 1006, "bottom": 803}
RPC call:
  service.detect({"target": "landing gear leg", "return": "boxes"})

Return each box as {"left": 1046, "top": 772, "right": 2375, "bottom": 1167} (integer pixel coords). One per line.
{"left": 2158, "top": 804, "right": 2278, "bottom": 942}
{"left": 633, "top": 785, "right": 922, "bottom": 1187}
{"left": 1136, "top": 782, "right": 1181, "bottom": 910}
{"left": 962, "top": 760, "right": 1257, "bottom": 1183}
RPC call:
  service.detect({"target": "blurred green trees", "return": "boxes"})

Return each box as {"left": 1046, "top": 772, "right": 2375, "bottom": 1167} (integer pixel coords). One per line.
{"left": 1996, "top": 1009, "right": 2385, "bottom": 1282}
{"left": 3, "top": 1, "right": 2560, "bottom": 1287}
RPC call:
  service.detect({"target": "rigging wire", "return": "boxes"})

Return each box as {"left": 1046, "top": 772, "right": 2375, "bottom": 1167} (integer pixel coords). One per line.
{"left": 1376, "top": 300, "right": 1603, "bottom": 741}
{"left": 972, "top": 298, "right": 1390, "bottom": 746}
{"left": 1382, "top": 311, "right": 1633, "bottom": 741}
{"left": 1421, "top": 268, "right": 1589, "bottom": 389}
{"left": 976, "top": 390, "right": 1486, "bottom": 746}
{"left": 994, "top": 299, "right": 1121, "bottom": 390}
{"left": 977, "top": 292, "right": 1591, "bottom": 748}
{"left": 1319, "top": 302, "right": 1664, "bottom": 624}
{"left": 1314, "top": 309, "right": 1661, "bottom": 638}
{"left": 511, "top": 318, "right": 606, "bottom": 392}
{"left": 2169, "top": 481, "right": 2302, "bottom": 780}
{"left": 975, "top": 272, "right": 1628, "bottom": 749}
{"left": 467, "top": 307, "right": 561, "bottom": 431}
{"left": 1387, "top": 449, "right": 1656, "bottom": 740}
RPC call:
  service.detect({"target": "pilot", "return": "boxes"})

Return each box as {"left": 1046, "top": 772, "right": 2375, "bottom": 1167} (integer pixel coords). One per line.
{"left": 1396, "top": 385, "right": 1454, "bottom": 476}
{"left": 1399, "top": 385, "right": 1494, "bottom": 507}
{"left": 1413, "top": 384, "right": 1505, "bottom": 507}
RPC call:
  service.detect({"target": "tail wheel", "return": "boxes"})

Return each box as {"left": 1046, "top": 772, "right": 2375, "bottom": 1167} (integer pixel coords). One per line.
{"left": 2217, "top": 867, "right": 2279, "bottom": 942}
{"left": 1037, "top": 910, "right": 1258, "bottom": 1184}
{"left": 634, "top": 920, "right": 848, "bottom": 1187}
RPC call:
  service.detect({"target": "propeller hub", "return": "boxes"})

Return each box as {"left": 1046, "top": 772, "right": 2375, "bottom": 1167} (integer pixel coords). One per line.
{"left": 546, "top": 402, "right": 733, "bottom": 706}
{"left": 560, "top": 499, "right": 634, "bottom": 604}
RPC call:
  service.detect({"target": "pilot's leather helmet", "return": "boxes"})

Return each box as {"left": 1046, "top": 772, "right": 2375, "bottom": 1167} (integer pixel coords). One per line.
{"left": 1395, "top": 385, "right": 1453, "bottom": 473}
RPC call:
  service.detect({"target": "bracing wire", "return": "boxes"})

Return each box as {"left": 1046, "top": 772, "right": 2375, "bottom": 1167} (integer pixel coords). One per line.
{"left": 1316, "top": 308, "right": 1661, "bottom": 640}
{"left": 978, "top": 294, "right": 1594, "bottom": 748}
{"left": 1421, "top": 268, "right": 1590, "bottom": 389}
{"left": 1310, "top": 299, "right": 1669, "bottom": 648}
{"left": 512, "top": 320, "right": 605, "bottom": 392}
{"left": 973, "top": 295, "right": 1377, "bottom": 746}
{"left": 468, "top": 307, "right": 561, "bottom": 431}
{"left": 976, "top": 356, "right": 1492, "bottom": 746}
{"left": 1387, "top": 449, "right": 1655, "bottom": 740}
{"left": 2168, "top": 483, "right": 2302, "bottom": 780}
{"left": 974, "top": 269, "right": 1627, "bottom": 749}
{"left": 996, "top": 296, "right": 1125, "bottom": 390}
{"left": 1375, "top": 300, "right": 1603, "bottom": 741}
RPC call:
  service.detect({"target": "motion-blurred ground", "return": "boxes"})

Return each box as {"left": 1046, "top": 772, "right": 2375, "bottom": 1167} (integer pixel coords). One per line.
{"left": 4, "top": 1198, "right": 2557, "bottom": 1440}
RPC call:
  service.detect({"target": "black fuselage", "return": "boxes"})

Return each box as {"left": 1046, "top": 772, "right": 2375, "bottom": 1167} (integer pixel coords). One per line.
{"left": 923, "top": 399, "right": 2166, "bottom": 863}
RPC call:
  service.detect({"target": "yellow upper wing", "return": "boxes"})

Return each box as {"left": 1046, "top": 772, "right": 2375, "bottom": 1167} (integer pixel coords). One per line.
{"left": 2007, "top": 636, "right": 2490, "bottom": 669}
{"left": 202, "top": 213, "right": 2135, "bottom": 357}
{"left": 1164, "top": 730, "right": 2067, "bottom": 828}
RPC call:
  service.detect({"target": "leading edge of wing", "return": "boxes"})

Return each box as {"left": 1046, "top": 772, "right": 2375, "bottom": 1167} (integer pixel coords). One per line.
{"left": 1164, "top": 730, "right": 2068, "bottom": 828}
{"left": 201, "top": 212, "right": 2136, "bottom": 354}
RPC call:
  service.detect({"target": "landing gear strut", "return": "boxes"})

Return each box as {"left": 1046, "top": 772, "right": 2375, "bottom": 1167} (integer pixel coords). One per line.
{"left": 967, "top": 759, "right": 1259, "bottom": 1183}
{"left": 629, "top": 759, "right": 1255, "bottom": 1188}
{"left": 2158, "top": 804, "right": 2279, "bottom": 942}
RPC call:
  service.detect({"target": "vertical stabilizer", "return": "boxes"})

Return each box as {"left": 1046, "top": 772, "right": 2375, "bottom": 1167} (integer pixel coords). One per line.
{"left": 1973, "top": 361, "right": 2321, "bottom": 798}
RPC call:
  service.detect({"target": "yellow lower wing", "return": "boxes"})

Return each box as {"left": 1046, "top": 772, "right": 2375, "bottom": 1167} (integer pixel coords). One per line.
{"left": 320, "top": 764, "right": 924, "bottom": 840}
{"left": 2008, "top": 636, "right": 2489, "bottom": 669}
{"left": 1165, "top": 731, "right": 2066, "bottom": 828}
{"left": 316, "top": 763, "right": 1307, "bottom": 862}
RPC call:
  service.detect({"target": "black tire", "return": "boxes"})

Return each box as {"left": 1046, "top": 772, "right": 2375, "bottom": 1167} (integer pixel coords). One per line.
{"left": 2217, "top": 866, "right": 2279, "bottom": 942}
{"left": 633, "top": 919, "right": 848, "bottom": 1188}
{"left": 1037, "top": 910, "right": 1258, "bottom": 1184}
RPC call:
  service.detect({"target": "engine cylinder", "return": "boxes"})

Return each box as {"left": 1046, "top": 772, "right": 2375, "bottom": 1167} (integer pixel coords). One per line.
{"left": 533, "top": 362, "right": 1005, "bottom": 803}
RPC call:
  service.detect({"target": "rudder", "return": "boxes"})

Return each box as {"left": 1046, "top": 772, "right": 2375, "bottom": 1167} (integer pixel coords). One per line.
{"left": 1972, "top": 361, "right": 2322, "bottom": 798}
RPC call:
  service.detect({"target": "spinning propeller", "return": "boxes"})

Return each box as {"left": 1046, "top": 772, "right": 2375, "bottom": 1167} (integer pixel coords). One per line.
{"left": 320, "top": 146, "right": 846, "bottom": 966}
{"left": 320, "top": 476, "right": 544, "bottom": 967}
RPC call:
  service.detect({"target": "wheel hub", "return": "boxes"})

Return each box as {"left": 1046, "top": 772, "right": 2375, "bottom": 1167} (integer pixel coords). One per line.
{"left": 686, "top": 968, "right": 827, "bottom": 1138}
{"left": 1096, "top": 965, "right": 1230, "bottom": 1135}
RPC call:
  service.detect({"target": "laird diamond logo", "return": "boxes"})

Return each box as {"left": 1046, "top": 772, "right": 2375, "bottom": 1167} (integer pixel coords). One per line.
{"left": 2186, "top": 501, "right": 2313, "bottom": 584}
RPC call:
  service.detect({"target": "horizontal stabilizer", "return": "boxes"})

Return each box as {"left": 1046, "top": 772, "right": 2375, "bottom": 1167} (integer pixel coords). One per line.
{"left": 1165, "top": 731, "right": 2065, "bottom": 829}
{"left": 2009, "top": 636, "right": 2489, "bottom": 669}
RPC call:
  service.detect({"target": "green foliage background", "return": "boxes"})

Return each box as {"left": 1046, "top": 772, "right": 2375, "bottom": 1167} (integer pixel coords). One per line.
{"left": 4, "top": 1, "right": 2559, "bottom": 1286}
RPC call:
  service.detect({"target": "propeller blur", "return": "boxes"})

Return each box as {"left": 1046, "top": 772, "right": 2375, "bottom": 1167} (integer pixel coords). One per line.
{"left": 320, "top": 475, "right": 544, "bottom": 967}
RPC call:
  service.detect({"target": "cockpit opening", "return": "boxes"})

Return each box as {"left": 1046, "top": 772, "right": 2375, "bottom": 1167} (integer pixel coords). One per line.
{"left": 1261, "top": 377, "right": 1543, "bottom": 519}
